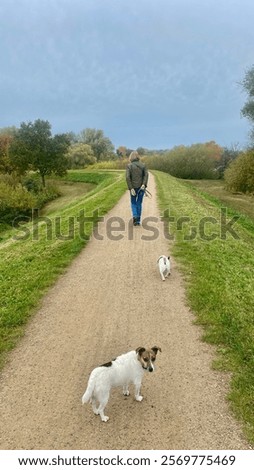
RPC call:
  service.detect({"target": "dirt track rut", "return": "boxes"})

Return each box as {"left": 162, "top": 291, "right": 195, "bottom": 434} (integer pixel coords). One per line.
{"left": 0, "top": 174, "right": 249, "bottom": 450}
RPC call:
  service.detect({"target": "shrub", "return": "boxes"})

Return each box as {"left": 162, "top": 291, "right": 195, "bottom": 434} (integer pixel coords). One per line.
{"left": 0, "top": 172, "right": 21, "bottom": 188}
{"left": 22, "top": 175, "right": 42, "bottom": 193}
{"left": 215, "top": 146, "right": 240, "bottom": 178}
{"left": 0, "top": 176, "right": 61, "bottom": 228}
{"left": 35, "top": 182, "right": 61, "bottom": 208}
{"left": 224, "top": 151, "right": 254, "bottom": 193}
{"left": 145, "top": 144, "right": 219, "bottom": 179}
{"left": 0, "top": 182, "right": 37, "bottom": 224}
{"left": 90, "top": 159, "right": 129, "bottom": 170}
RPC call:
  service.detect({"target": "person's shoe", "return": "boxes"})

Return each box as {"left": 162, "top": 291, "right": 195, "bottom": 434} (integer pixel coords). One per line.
{"left": 133, "top": 217, "right": 138, "bottom": 225}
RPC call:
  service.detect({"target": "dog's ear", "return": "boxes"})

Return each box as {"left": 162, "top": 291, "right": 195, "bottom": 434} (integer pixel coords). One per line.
{"left": 136, "top": 347, "right": 146, "bottom": 356}
{"left": 151, "top": 346, "right": 162, "bottom": 355}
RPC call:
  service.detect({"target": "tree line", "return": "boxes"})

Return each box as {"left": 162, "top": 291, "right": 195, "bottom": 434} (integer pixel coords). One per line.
{"left": 1, "top": 64, "right": 254, "bottom": 232}
{"left": 0, "top": 121, "right": 116, "bottom": 186}
{"left": 0, "top": 122, "right": 116, "bottom": 230}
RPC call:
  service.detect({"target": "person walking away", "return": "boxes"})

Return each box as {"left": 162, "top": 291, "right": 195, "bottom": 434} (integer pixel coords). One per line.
{"left": 126, "top": 151, "right": 148, "bottom": 226}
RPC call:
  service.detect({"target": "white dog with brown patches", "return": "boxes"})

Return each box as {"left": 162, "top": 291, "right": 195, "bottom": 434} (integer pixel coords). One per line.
{"left": 157, "top": 255, "right": 171, "bottom": 281}
{"left": 82, "top": 346, "right": 161, "bottom": 422}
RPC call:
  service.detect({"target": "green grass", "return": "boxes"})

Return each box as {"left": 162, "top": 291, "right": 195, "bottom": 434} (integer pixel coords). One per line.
{"left": 2, "top": 167, "right": 254, "bottom": 444}
{"left": 0, "top": 170, "right": 126, "bottom": 368}
{"left": 154, "top": 170, "right": 254, "bottom": 445}
{"left": 185, "top": 179, "right": 254, "bottom": 221}
{"left": 41, "top": 181, "right": 96, "bottom": 215}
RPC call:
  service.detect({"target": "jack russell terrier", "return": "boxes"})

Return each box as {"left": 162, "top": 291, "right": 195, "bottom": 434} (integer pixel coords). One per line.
{"left": 157, "top": 255, "right": 171, "bottom": 281}
{"left": 82, "top": 346, "right": 161, "bottom": 422}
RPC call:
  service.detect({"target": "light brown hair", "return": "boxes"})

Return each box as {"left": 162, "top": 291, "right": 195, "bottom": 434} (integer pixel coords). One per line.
{"left": 129, "top": 151, "right": 140, "bottom": 162}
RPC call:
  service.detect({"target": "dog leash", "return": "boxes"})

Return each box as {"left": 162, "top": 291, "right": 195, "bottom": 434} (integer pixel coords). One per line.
{"left": 144, "top": 188, "right": 152, "bottom": 198}
{"left": 135, "top": 188, "right": 152, "bottom": 198}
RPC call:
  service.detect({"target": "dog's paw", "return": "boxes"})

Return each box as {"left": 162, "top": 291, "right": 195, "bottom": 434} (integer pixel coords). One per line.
{"left": 101, "top": 416, "right": 109, "bottom": 422}
{"left": 136, "top": 395, "right": 143, "bottom": 402}
{"left": 123, "top": 390, "right": 130, "bottom": 396}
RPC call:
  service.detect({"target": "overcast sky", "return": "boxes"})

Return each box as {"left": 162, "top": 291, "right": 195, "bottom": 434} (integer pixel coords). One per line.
{"left": 1, "top": 0, "right": 253, "bottom": 150}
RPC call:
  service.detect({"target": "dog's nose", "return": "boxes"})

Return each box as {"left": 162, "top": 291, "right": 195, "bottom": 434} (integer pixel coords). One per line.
{"left": 149, "top": 367, "right": 153, "bottom": 372}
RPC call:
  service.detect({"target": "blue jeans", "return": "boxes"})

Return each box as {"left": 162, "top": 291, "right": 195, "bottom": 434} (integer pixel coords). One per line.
{"left": 130, "top": 188, "right": 145, "bottom": 223}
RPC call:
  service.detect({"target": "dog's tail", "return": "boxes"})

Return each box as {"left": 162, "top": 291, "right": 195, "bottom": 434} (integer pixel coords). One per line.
{"left": 81, "top": 370, "right": 97, "bottom": 404}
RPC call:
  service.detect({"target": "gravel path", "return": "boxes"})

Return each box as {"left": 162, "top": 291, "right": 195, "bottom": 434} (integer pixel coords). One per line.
{"left": 0, "top": 174, "right": 249, "bottom": 450}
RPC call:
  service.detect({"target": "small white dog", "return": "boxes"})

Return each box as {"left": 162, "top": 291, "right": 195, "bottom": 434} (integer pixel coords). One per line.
{"left": 82, "top": 346, "right": 161, "bottom": 422}
{"left": 157, "top": 255, "right": 171, "bottom": 281}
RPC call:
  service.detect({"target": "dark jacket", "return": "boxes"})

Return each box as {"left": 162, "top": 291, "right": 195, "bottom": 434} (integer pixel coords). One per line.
{"left": 126, "top": 159, "right": 149, "bottom": 190}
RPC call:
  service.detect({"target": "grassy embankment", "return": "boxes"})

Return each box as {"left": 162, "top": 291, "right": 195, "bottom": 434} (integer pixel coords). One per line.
{"left": 184, "top": 179, "right": 254, "bottom": 222}
{"left": 0, "top": 170, "right": 126, "bottom": 368}
{"left": 154, "top": 170, "right": 254, "bottom": 445}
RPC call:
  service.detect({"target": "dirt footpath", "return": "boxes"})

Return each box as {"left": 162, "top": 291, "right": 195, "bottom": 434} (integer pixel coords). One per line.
{"left": 0, "top": 174, "right": 249, "bottom": 450}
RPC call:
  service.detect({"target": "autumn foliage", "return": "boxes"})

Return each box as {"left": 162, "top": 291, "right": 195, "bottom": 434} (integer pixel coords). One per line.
{"left": 224, "top": 150, "right": 254, "bottom": 193}
{"left": 0, "top": 134, "right": 14, "bottom": 173}
{"left": 144, "top": 142, "right": 223, "bottom": 179}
